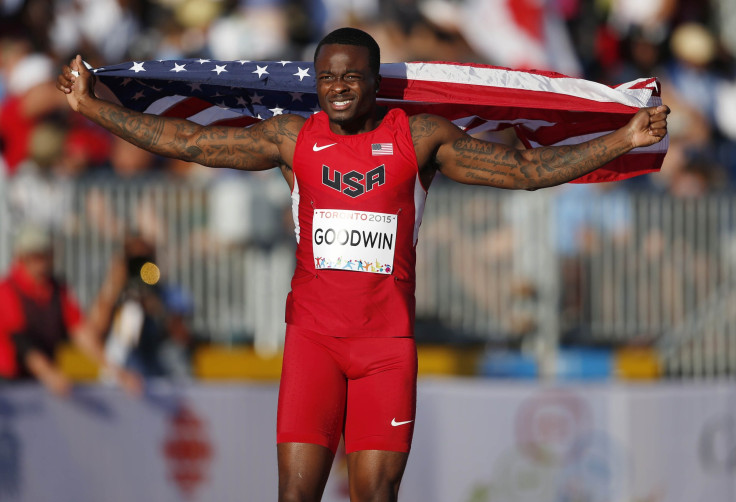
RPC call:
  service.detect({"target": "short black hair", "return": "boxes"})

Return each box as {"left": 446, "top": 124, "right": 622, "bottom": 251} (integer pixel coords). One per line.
{"left": 314, "top": 27, "right": 381, "bottom": 77}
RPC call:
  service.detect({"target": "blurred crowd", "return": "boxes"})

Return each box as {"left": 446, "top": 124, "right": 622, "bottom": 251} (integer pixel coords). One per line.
{"left": 1, "top": 0, "right": 736, "bottom": 195}
{"left": 2, "top": 0, "right": 736, "bottom": 389}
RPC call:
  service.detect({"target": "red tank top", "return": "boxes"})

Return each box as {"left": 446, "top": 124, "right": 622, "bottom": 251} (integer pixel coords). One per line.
{"left": 286, "top": 108, "right": 427, "bottom": 337}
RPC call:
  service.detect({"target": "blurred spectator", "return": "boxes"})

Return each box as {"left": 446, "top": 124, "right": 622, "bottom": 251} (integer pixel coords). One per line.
{"left": 0, "top": 224, "right": 142, "bottom": 396}
{"left": 667, "top": 23, "right": 721, "bottom": 124}
{"left": 458, "top": 0, "right": 582, "bottom": 75}
{"left": 207, "top": 0, "right": 289, "bottom": 61}
{"left": 208, "top": 170, "right": 293, "bottom": 248}
{"left": 97, "top": 234, "right": 197, "bottom": 380}
{"left": 84, "top": 136, "right": 162, "bottom": 241}
{"left": 7, "top": 121, "right": 75, "bottom": 231}
{"left": 49, "top": 0, "right": 141, "bottom": 63}
{"left": 553, "top": 182, "right": 633, "bottom": 335}
{"left": 0, "top": 34, "right": 68, "bottom": 176}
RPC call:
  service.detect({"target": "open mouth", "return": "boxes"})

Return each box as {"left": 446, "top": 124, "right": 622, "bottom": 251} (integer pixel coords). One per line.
{"left": 329, "top": 98, "right": 354, "bottom": 110}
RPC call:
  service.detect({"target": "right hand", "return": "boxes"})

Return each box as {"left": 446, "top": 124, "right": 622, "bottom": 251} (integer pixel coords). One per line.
{"left": 56, "top": 54, "right": 95, "bottom": 112}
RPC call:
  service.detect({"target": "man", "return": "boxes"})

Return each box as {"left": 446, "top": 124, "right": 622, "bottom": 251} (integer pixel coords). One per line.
{"left": 0, "top": 224, "right": 142, "bottom": 397}
{"left": 57, "top": 27, "right": 669, "bottom": 502}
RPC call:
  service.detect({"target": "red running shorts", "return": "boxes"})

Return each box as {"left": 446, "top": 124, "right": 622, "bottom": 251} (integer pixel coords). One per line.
{"left": 276, "top": 324, "right": 417, "bottom": 454}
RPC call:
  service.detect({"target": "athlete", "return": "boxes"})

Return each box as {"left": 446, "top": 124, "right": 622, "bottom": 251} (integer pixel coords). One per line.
{"left": 56, "top": 27, "right": 669, "bottom": 502}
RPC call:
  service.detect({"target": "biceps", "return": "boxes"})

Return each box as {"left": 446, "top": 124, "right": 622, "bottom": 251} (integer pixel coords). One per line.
{"left": 437, "top": 136, "right": 525, "bottom": 187}
{"left": 188, "top": 126, "right": 280, "bottom": 170}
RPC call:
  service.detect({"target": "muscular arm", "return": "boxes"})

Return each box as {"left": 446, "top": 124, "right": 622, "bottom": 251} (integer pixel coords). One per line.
{"left": 57, "top": 55, "right": 304, "bottom": 178}
{"left": 411, "top": 106, "right": 669, "bottom": 190}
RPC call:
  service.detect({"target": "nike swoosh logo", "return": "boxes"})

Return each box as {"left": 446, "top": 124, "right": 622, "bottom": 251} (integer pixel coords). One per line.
{"left": 313, "top": 142, "right": 337, "bottom": 152}
{"left": 391, "top": 418, "right": 413, "bottom": 427}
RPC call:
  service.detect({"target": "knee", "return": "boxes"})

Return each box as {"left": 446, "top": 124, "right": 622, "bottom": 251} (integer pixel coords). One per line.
{"left": 278, "top": 475, "right": 326, "bottom": 502}
{"left": 278, "top": 485, "right": 317, "bottom": 502}
{"left": 349, "top": 473, "right": 402, "bottom": 502}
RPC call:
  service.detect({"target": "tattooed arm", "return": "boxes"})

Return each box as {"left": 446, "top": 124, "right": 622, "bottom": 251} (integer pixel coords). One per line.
{"left": 57, "top": 55, "right": 303, "bottom": 182}
{"left": 410, "top": 107, "right": 669, "bottom": 190}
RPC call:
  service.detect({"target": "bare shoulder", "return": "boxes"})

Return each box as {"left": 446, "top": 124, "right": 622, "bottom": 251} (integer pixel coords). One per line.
{"left": 408, "top": 113, "right": 464, "bottom": 167}
{"left": 255, "top": 113, "right": 307, "bottom": 145}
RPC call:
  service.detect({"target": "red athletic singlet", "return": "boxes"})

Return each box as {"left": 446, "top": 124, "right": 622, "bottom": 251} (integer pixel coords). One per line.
{"left": 286, "top": 108, "right": 427, "bottom": 337}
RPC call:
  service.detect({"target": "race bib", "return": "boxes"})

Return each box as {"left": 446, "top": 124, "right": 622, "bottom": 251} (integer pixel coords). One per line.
{"left": 312, "top": 209, "right": 398, "bottom": 274}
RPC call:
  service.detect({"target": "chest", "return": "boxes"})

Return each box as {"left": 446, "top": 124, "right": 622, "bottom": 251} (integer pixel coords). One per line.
{"left": 295, "top": 131, "right": 417, "bottom": 203}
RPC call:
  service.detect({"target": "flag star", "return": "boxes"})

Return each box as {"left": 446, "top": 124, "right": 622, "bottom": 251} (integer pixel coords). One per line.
{"left": 269, "top": 106, "right": 284, "bottom": 115}
{"left": 132, "top": 90, "right": 146, "bottom": 100}
{"left": 253, "top": 65, "right": 269, "bottom": 78}
{"left": 311, "top": 105, "right": 322, "bottom": 113}
{"left": 212, "top": 64, "right": 227, "bottom": 75}
{"left": 130, "top": 62, "right": 146, "bottom": 73}
{"left": 236, "top": 96, "right": 249, "bottom": 106}
{"left": 120, "top": 78, "right": 132, "bottom": 86}
{"left": 237, "top": 60, "right": 250, "bottom": 65}
{"left": 188, "top": 82, "right": 202, "bottom": 92}
{"left": 170, "top": 63, "right": 187, "bottom": 72}
{"left": 293, "top": 67, "right": 310, "bottom": 81}
{"left": 250, "top": 92, "right": 264, "bottom": 104}
{"left": 289, "top": 92, "right": 304, "bottom": 102}
{"left": 279, "top": 61, "right": 292, "bottom": 66}
{"left": 197, "top": 58, "right": 210, "bottom": 64}
{"left": 216, "top": 101, "right": 229, "bottom": 109}
{"left": 256, "top": 114, "right": 263, "bottom": 120}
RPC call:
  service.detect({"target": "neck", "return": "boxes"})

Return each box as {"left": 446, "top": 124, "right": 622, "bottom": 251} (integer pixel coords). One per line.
{"left": 328, "top": 107, "right": 387, "bottom": 135}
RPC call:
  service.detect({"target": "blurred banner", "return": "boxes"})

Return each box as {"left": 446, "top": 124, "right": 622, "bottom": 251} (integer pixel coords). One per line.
{"left": 0, "top": 380, "right": 734, "bottom": 502}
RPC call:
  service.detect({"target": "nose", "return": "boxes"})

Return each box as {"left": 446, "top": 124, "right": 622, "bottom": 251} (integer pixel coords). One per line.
{"left": 329, "top": 76, "right": 349, "bottom": 93}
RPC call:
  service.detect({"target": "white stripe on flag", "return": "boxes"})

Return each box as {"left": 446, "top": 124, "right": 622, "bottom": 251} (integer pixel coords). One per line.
{"left": 389, "top": 62, "right": 654, "bottom": 108}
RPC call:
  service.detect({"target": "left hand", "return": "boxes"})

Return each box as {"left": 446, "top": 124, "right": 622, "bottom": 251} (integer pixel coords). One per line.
{"left": 627, "top": 105, "right": 670, "bottom": 149}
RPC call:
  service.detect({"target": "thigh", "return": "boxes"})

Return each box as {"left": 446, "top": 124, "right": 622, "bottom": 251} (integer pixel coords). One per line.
{"left": 277, "top": 325, "right": 347, "bottom": 454}
{"left": 344, "top": 337, "right": 417, "bottom": 454}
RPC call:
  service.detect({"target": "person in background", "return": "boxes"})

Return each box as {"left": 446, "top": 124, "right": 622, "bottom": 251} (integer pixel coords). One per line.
{"left": 0, "top": 224, "right": 142, "bottom": 397}
{"left": 95, "top": 233, "right": 196, "bottom": 380}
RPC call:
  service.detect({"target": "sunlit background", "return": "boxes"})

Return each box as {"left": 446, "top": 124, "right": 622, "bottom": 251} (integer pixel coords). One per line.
{"left": 1, "top": 1, "right": 735, "bottom": 501}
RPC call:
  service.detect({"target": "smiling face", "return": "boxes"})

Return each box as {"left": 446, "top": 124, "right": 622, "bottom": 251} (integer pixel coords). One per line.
{"left": 314, "top": 43, "right": 381, "bottom": 135}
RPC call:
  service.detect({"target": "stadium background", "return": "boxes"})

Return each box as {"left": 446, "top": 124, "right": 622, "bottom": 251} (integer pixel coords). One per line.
{"left": 1, "top": 0, "right": 736, "bottom": 500}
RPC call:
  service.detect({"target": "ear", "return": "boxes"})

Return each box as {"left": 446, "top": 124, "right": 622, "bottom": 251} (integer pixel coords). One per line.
{"left": 375, "top": 74, "right": 382, "bottom": 93}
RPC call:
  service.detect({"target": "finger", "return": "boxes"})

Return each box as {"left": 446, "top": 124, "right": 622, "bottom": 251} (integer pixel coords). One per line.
{"left": 649, "top": 110, "right": 669, "bottom": 121}
{"left": 648, "top": 105, "right": 669, "bottom": 115}
{"left": 648, "top": 127, "right": 667, "bottom": 137}
{"left": 57, "top": 73, "right": 73, "bottom": 93}
{"left": 74, "top": 54, "right": 87, "bottom": 76}
{"left": 649, "top": 119, "right": 668, "bottom": 129}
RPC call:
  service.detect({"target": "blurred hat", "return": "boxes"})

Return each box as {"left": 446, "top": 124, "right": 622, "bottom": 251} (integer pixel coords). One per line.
{"left": 670, "top": 23, "right": 716, "bottom": 66}
{"left": 7, "top": 53, "right": 54, "bottom": 95}
{"left": 14, "top": 224, "right": 52, "bottom": 256}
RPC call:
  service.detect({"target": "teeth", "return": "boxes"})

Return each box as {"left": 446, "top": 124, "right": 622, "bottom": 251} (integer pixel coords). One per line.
{"left": 333, "top": 100, "right": 351, "bottom": 105}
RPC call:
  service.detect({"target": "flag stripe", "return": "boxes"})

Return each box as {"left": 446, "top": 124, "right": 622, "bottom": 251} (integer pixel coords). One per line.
{"left": 92, "top": 59, "right": 667, "bottom": 183}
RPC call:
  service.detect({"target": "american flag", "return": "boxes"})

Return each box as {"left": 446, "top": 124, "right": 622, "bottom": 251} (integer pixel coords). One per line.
{"left": 371, "top": 143, "right": 394, "bottom": 156}
{"left": 92, "top": 59, "right": 667, "bottom": 183}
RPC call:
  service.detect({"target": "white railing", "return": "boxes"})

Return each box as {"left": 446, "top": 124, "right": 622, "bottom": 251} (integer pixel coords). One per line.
{"left": 2, "top": 176, "right": 736, "bottom": 375}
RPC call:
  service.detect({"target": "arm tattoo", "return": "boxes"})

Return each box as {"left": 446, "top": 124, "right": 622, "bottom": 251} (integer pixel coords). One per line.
{"left": 92, "top": 100, "right": 300, "bottom": 170}
{"left": 410, "top": 115, "right": 440, "bottom": 150}
{"left": 451, "top": 134, "right": 629, "bottom": 188}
